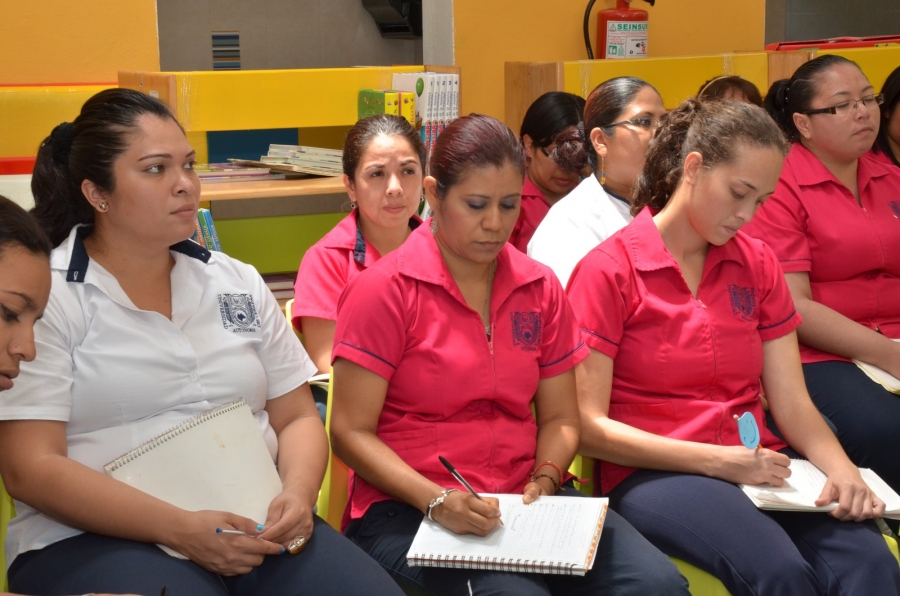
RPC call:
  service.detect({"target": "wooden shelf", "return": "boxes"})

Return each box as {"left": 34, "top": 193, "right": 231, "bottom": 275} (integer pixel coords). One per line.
{"left": 199, "top": 177, "right": 346, "bottom": 201}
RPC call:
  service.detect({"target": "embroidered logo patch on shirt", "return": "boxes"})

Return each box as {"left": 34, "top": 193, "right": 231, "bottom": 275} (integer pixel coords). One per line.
{"left": 728, "top": 285, "right": 757, "bottom": 322}
{"left": 218, "top": 294, "right": 261, "bottom": 333}
{"left": 510, "top": 312, "right": 542, "bottom": 351}
{"left": 889, "top": 201, "right": 900, "bottom": 219}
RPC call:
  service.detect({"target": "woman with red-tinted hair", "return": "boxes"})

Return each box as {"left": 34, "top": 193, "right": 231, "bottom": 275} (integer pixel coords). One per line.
{"left": 330, "top": 114, "right": 688, "bottom": 596}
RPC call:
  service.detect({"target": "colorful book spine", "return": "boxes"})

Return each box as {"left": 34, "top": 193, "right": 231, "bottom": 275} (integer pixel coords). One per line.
{"left": 398, "top": 91, "right": 416, "bottom": 128}
{"left": 199, "top": 208, "right": 222, "bottom": 251}
{"left": 358, "top": 90, "right": 400, "bottom": 120}
{"left": 192, "top": 215, "right": 207, "bottom": 249}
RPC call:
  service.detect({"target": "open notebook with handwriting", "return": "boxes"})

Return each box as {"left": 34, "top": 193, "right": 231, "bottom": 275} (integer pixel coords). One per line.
{"left": 741, "top": 459, "right": 900, "bottom": 519}
{"left": 407, "top": 494, "right": 608, "bottom": 576}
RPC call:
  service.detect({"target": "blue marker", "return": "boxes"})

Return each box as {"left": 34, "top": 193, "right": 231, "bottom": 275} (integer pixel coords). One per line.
{"left": 734, "top": 412, "right": 761, "bottom": 450}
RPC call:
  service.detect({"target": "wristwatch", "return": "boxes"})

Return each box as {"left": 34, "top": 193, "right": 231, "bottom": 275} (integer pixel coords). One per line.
{"left": 426, "top": 488, "right": 458, "bottom": 521}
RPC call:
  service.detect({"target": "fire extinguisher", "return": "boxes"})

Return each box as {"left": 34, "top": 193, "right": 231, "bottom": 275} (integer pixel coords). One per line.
{"left": 584, "top": 0, "right": 655, "bottom": 60}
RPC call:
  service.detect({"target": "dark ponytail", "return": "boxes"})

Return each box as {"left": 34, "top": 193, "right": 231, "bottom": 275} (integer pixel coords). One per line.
{"left": 875, "top": 64, "right": 900, "bottom": 161}
{"left": 633, "top": 98, "right": 789, "bottom": 215}
{"left": 765, "top": 54, "right": 860, "bottom": 142}
{"left": 31, "top": 88, "right": 180, "bottom": 247}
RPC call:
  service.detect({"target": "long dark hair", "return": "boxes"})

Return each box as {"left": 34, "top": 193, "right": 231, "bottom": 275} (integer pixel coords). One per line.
{"left": 582, "top": 77, "right": 658, "bottom": 172}
{"left": 520, "top": 92, "right": 586, "bottom": 172}
{"left": 31, "top": 88, "right": 180, "bottom": 247}
{"left": 765, "top": 54, "right": 860, "bottom": 143}
{"left": 633, "top": 98, "right": 789, "bottom": 215}
{"left": 430, "top": 114, "right": 524, "bottom": 199}
{"left": 343, "top": 114, "right": 426, "bottom": 181}
{"left": 0, "top": 195, "right": 51, "bottom": 258}
{"left": 875, "top": 64, "right": 900, "bottom": 165}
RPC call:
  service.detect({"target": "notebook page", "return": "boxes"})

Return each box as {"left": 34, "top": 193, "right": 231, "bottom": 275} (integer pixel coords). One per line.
{"left": 860, "top": 469, "right": 900, "bottom": 514}
{"left": 743, "top": 460, "right": 827, "bottom": 507}
{"left": 407, "top": 494, "right": 606, "bottom": 567}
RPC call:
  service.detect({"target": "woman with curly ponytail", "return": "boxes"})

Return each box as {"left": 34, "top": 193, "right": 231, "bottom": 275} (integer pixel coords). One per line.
{"left": 528, "top": 77, "right": 665, "bottom": 287}
{"left": 568, "top": 97, "right": 900, "bottom": 596}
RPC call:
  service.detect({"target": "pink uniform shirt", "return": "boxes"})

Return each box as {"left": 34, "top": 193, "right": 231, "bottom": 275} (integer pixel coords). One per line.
{"left": 508, "top": 177, "right": 552, "bottom": 253}
{"left": 333, "top": 222, "right": 588, "bottom": 523}
{"left": 291, "top": 210, "right": 420, "bottom": 332}
{"left": 743, "top": 143, "right": 900, "bottom": 363}
{"left": 568, "top": 209, "right": 796, "bottom": 493}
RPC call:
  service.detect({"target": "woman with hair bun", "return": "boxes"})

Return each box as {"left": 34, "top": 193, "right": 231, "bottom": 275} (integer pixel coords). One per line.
{"left": 528, "top": 77, "right": 665, "bottom": 287}
{"left": 568, "top": 97, "right": 900, "bottom": 596}
{"left": 292, "top": 114, "right": 425, "bottom": 375}
{"left": 332, "top": 113, "right": 688, "bottom": 596}
{"left": 746, "top": 55, "right": 900, "bottom": 494}
{"left": 0, "top": 88, "right": 403, "bottom": 596}
{"left": 509, "top": 91, "right": 586, "bottom": 252}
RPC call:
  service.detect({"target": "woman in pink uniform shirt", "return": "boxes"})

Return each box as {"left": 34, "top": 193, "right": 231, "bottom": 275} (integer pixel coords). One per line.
{"left": 292, "top": 114, "right": 425, "bottom": 374}
{"left": 508, "top": 91, "right": 586, "bottom": 252}
{"left": 746, "top": 55, "right": 900, "bottom": 493}
{"left": 330, "top": 114, "right": 688, "bottom": 596}
{"left": 569, "top": 97, "right": 900, "bottom": 596}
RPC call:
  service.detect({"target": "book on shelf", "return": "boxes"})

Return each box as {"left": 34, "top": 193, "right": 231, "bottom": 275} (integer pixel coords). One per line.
{"left": 191, "top": 208, "right": 222, "bottom": 252}
{"left": 200, "top": 173, "right": 287, "bottom": 184}
{"left": 406, "top": 494, "right": 608, "bottom": 576}
{"left": 398, "top": 90, "right": 416, "bottom": 127}
{"left": 228, "top": 158, "right": 341, "bottom": 178}
{"left": 262, "top": 273, "right": 296, "bottom": 292}
{"left": 195, "top": 163, "right": 285, "bottom": 184}
{"left": 853, "top": 338, "right": 900, "bottom": 394}
{"left": 391, "top": 72, "right": 459, "bottom": 160}
{"left": 358, "top": 89, "right": 400, "bottom": 120}
{"left": 740, "top": 459, "right": 900, "bottom": 519}
{"left": 250, "top": 144, "right": 343, "bottom": 177}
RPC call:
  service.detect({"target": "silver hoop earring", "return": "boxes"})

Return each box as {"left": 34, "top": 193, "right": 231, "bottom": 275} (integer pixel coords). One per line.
{"left": 98, "top": 202, "right": 109, "bottom": 212}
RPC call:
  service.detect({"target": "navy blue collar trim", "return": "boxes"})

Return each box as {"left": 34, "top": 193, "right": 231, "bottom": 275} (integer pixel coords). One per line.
{"left": 352, "top": 217, "right": 421, "bottom": 265}
{"left": 171, "top": 240, "right": 212, "bottom": 263}
{"left": 66, "top": 228, "right": 211, "bottom": 284}
{"left": 602, "top": 185, "right": 631, "bottom": 206}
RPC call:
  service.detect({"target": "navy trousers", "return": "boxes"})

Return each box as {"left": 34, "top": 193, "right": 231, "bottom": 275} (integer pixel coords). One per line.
{"left": 804, "top": 361, "right": 900, "bottom": 492}
{"left": 344, "top": 486, "right": 690, "bottom": 596}
{"left": 609, "top": 468, "right": 900, "bottom": 596}
{"left": 9, "top": 515, "right": 404, "bottom": 596}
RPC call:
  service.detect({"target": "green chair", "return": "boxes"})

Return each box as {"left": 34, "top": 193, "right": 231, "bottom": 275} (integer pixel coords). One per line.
{"left": 314, "top": 369, "right": 349, "bottom": 530}
{"left": 1, "top": 475, "right": 15, "bottom": 592}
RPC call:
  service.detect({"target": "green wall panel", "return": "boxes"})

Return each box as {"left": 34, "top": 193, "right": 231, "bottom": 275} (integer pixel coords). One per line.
{"left": 216, "top": 212, "right": 346, "bottom": 274}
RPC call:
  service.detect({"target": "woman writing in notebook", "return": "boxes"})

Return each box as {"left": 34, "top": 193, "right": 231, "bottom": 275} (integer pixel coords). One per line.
{"left": 567, "top": 98, "right": 900, "bottom": 596}
{"left": 744, "top": 55, "right": 900, "bottom": 494}
{"left": 331, "top": 114, "right": 688, "bottom": 596}
{"left": 0, "top": 89, "right": 403, "bottom": 596}
{"left": 291, "top": 114, "right": 425, "bottom": 375}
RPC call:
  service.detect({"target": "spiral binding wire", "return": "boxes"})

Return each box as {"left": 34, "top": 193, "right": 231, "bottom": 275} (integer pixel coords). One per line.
{"left": 103, "top": 398, "right": 248, "bottom": 473}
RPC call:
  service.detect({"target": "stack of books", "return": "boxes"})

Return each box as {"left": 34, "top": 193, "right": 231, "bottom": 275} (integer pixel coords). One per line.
{"left": 191, "top": 208, "right": 222, "bottom": 251}
{"left": 262, "top": 273, "right": 296, "bottom": 310}
{"left": 228, "top": 144, "right": 343, "bottom": 177}
{"left": 195, "top": 163, "right": 285, "bottom": 184}
{"left": 391, "top": 72, "right": 460, "bottom": 160}
{"left": 358, "top": 89, "right": 416, "bottom": 128}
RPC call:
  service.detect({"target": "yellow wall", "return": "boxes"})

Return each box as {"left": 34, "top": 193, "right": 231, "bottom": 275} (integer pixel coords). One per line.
{"left": 454, "top": 0, "right": 765, "bottom": 118}
{"left": 0, "top": 1, "right": 160, "bottom": 85}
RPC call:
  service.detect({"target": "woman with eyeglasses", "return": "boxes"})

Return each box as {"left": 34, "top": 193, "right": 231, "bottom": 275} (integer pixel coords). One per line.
{"left": 528, "top": 77, "right": 665, "bottom": 287}
{"left": 745, "top": 55, "right": 900, "bottom": 493}
{"left": 871, "top": 64, "right": 900, "bottom": 167}
{"left": 508, "top": 92, "right": 586, "bottom": 252}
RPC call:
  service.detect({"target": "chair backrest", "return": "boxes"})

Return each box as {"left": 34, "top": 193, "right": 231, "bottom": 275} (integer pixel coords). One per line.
{"left": 314, "top": 369, "right": 349, "bottom": 530}
{"left": 1, "top": 476, "right": 15, "bottom": 591}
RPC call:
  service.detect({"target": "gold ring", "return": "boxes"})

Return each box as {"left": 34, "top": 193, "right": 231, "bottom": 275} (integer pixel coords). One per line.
{"left": 287, "top": 535, "right": 307, "bottom": 554}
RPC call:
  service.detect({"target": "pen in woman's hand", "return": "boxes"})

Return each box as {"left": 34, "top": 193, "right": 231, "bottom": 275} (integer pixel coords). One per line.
{"left": 438, "top": 455, "right": 503, "bottom": 525}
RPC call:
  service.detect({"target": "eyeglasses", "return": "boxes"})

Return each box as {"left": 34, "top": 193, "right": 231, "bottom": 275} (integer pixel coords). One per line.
{"left": 803, "top": 93, "right": 884, "bottom": 117}
{"left": 604, "top": 117, "right": 663, "bottom": 130}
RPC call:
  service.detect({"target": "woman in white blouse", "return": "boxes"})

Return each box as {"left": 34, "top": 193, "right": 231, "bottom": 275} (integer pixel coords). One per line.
{"left": 0, "top": 89, "right": 403, "bottom": 596}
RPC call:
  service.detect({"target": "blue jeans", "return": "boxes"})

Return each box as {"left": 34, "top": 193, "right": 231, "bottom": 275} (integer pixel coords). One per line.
{"left": 610, "top": 468, "right": 900, "bottom": 596}
{"left": 9, "top": 515, "right": 404, "bottom": 596}
{"left": 344, "top": 486, "right": 689, "bottom": 596}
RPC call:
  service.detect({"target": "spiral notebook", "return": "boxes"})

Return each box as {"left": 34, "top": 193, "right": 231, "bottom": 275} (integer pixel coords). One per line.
{"left": 853, "top": 338, "right": 900, "bottom": 394}
{"left": 406, "top": 495, "right": 608, "bottom": 576}
{"left": 103, "top": 399, "right": 283, "bottom": 557}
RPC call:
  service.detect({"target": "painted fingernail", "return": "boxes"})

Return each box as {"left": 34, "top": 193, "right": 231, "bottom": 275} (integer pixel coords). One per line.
{"left": 257, "top": 524, "right": 265, "bottom": 531}
{"left": 279, "top": 546, "right": 285, "bottom": 554}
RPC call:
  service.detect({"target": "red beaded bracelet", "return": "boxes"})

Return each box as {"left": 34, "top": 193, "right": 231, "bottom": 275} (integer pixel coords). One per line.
{"left": 531, "top": 472, "right": 560, "bottom": 493}
{"left": 532, "top": 460, "right": 563, "bottom": 483}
